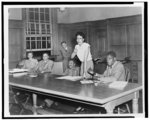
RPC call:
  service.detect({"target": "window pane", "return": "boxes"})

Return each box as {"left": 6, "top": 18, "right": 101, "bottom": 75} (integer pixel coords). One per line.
{"left": 45, "top": 8, "right": 49, "bottom": 14}
{"left": 36, "top": 24, "right": 39, "bottom": 34}
{"left": 26, "top": 37, "right": 30, "bottom": 41}
{"left": 40, "top": 13, "right": 44, "bottom": 22}
{"left": 37, "top": 37, "right": 41, "bottom": 41}
{"left": 41, "top": 24, "right": 46, "bottom": 34}
{"left": 42, "top": 37, "right": 46, "bottom": 41}
{"left": 31, "top": 41, "right": 36, "bottom": 49}
{"left": 47, "top": 41, "right": 51, "bottom": 48}
{"left": 45, "top": 14, "right": 49, "bottom": 22}
{"left": 47, "top": 37, "right": 51, "bottom": 48}
{"left": 42, "top": 41, "right": 46, "bottom": 48}
{"left": 35, "top": 12, "right": 39, "bottom": 22}
{"left": 40, "top": 8, "right": 44, "bottom": 12}
{"left": 26, "top": 41, "right": 30, "bottom": 49}
{"left": 46, "top": 24, "right": 50, "bottom": 34}
{"left": 37, "top": 41, "right": 41, "bottom": 49}
{"left": 31, "top": 23, "right": 35, "bottom": 34}
{"left": 29, "top": 8, "right": 34, "bottom": 12}
{"left": 35, "top": 8, "right": 39, "bottom": 12}
{"left": 29, "top": 12, "right": 34, "bottom": 22}
{"left": 31, "top": 37, "right": 35, "bottom": 41}
{"left": 27, "top": 23, "right": 31, "bottom": 34}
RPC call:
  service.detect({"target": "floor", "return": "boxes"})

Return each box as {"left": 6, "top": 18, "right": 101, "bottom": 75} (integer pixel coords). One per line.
{"left": 9, "top": 89, "right": 143, "bottom": 115}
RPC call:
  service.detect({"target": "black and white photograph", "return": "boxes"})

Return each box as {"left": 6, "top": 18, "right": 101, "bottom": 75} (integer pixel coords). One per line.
{"left": 2, "top": 1, "right": 148, "bottom": 119}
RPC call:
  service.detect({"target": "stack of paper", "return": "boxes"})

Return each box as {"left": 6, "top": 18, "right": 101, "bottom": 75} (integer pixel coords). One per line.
{"left": 13, "top": 72, "right": 28, "bottom": 77}
{"left": 56, "top": 76, "right": 82, "bottom": 81}
{"left": 9, "top": 68, "right": 28, "bottom": 74}
{"left": 9, "top": 68, "right": 28, "bottom": 77}
{"left": 108, "top": 81, "right": 128, "bottom": 90}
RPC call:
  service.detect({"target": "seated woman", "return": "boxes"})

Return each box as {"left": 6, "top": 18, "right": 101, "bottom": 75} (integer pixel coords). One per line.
{"left": 16, "top": 59, "right": 26, "bottom": 68}
{"left": 22, "top": 52, "right": 38, "bottom": 72}
{"left": 63, "top": 59, "right": 79, "bottom": 76}
{"left": 36, "top": 53, "right": 54, "bottom": 73}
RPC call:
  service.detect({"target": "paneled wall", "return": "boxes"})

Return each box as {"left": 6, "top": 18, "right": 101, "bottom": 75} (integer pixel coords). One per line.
{"left": 9, "top": 20, "right": 25, "bottom": 68}
{"left": 58, "top": 15, "right": 142, "bottom": 83}
{"left": 108, "top": 15, "right": 142, "bottom": 60}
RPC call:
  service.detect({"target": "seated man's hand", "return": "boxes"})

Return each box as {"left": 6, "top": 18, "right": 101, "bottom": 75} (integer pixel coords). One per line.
{"left": 99, "top": 77, "right": 113, "bottom": 83}
{"left": 95, "top": 73, "right": 103, "bottom": 78}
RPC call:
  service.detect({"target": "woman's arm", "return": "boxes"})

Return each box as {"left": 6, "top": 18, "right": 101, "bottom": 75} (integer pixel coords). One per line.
{"left": 83, "top": 46, "right": 90, "bottom": 77}
{"left": 44, "top": 61, "right": 54, "bottom": 73}
{"left": 32, "top": 59, "right": 38, "bottom": 70}
{"left": 71, "top": 48, "right": 77, "bottom": 59}
{"left": 75, "top": 67, "right": 80, "bottom": 76}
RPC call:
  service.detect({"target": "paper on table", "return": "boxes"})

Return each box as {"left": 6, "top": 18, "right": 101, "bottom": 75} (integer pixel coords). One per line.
{"left": 80, "top": 80, "right": 94, "bottom": 84}
{"left": 109, "top": 81, "right": 128, "bottom": 90}
{"left": 9, "top": 68, "right": 28, "bottom": 73}
{"left": 56, "top": 76, "right": 82, "bottom": 81}
{"left": 13, "top": 72, "right": 28, "bottom": 77}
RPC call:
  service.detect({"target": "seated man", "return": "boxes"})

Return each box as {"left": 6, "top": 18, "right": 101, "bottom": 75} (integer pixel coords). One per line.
{"left": 36, "top": 53, "right": 54, "bottom": 73}
{"left": 63, "top": 59, "right": 79, "bottom": 76}
{"left": 95, "top": 51, "right": 126, "bottom": 83}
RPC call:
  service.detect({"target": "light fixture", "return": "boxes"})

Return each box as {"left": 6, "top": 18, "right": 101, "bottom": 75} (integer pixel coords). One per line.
{"left": 59, "top": 7, "right": 66, "bottom": 12}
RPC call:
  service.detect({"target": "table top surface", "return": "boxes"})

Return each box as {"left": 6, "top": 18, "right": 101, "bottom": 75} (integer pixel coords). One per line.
{"left": 9, "top": 73, "right": 142, "bottom": 104}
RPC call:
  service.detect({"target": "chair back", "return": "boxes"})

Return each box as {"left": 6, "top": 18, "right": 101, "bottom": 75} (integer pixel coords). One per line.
{"left": 51, "top": 62, "right": 63, "bottom": 75}
{"left": 124, "top": 67, "right": 130, "bottom": 82}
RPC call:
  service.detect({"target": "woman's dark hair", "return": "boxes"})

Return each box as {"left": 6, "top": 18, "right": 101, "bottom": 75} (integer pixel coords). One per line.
{"left": 75, "top": 32, "right": 85, "bottom": 39}
{"left": 27, "top": 52, "right": 33, "bottom": 55}
{"left": 69, "top": 59, "right": 75, "bottom": 63}
{"left": 26, "top": 52, "right": 34, "bottom": 58}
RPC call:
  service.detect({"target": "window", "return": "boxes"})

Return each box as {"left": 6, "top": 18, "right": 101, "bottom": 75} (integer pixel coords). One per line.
{"left": 25, "top": 8, "right": 52, "bottom": 52}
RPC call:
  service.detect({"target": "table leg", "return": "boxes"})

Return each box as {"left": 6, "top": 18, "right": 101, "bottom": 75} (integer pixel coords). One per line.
{"left": 32, "top": 93, "right": 37, "bottom": 114}
{"left": 132, "top": 92, "right": 139, "bottom": 113}
{"left": 104, "top": 103, "right": 115, "bottom": 114}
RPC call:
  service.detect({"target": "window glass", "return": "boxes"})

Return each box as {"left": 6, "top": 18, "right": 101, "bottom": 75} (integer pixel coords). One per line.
{"left": 25, "top": 8, "right": 52, "bottom": 51}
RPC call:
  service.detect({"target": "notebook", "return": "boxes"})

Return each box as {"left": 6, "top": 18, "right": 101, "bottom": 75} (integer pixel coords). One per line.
{"left": 108, "top": 81, "right": 128, "bottom": 90}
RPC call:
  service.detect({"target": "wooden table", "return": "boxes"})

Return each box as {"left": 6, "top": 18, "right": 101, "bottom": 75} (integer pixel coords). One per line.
{"left": 9, "top": 73, "right": 142, "bottom": 114}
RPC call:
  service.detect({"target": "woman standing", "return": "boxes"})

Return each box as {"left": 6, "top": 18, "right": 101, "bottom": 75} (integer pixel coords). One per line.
{"left": 71, "top": 32, "right": 94, "bottom": 78}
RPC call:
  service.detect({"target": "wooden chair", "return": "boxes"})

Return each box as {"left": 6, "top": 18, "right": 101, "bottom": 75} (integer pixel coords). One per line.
{"left": 51, "top": 62, "right": 63, "bottom": 75}
{"left": 9, "top": 87, "right": 32, "bottom": 115}
{"left": 117, "top": 67, "right": 131, "bottom": 114}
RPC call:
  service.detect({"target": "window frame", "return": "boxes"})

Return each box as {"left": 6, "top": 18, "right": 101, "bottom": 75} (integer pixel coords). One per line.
{"left": 25, "top": 8, "right": 52, "bottom": 52}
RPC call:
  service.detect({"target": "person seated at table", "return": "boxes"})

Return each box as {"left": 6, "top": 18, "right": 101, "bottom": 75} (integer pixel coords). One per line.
{"left": 74, "top": 51, "right": 126, "bottom": 113}
{"left": 63, "top": 59, "right": 80, "bottom": 76}
{"left": 22, "top": 52, "right": 38, "bottom": 72}
{"left": 16, "top": 59, "right": 26, "bottom": 69}
{"left": 95, "top": 51, "right": 126, "bottom": 83}
{"left": 36, "top": 53, "right": 54, "bottom": 73}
